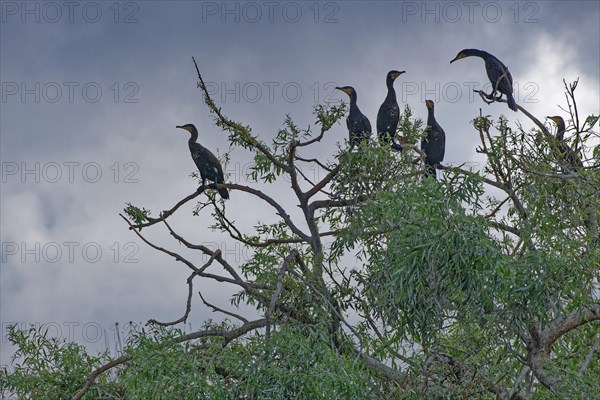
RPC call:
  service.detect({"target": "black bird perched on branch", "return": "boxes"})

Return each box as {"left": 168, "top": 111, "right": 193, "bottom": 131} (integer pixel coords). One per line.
{"left": 176, "top": 124, "right": 229, "bottom": 199}
{"left": 336, "top": 86, "right": 371, "bottom": 146}
{"left": 421, "top": 100, "right": 446, "bottom": 179}
{"left": 377, "top": 70, "right": 405, "bottom": 150}
{"left": 547, "top": 116, "right": 583, "bottom": 169}
{"left": 450, "top": 49, "right": 518, "bottom": 112}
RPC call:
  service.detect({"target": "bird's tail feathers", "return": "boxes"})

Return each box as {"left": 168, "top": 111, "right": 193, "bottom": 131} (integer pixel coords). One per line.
{"left": 507, "top": 93, "right": 518, "bottom": 112}
{"left": 219, "top": 188, "right": 230, "bottom": 200}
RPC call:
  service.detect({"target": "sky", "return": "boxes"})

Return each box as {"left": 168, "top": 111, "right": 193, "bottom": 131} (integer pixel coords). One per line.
{"left": 1, "top": 0, "right": 599, "bottom": 364}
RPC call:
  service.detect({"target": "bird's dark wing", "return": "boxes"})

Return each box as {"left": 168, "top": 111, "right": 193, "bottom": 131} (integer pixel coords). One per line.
{"left": 211, "top": 153, "right": 226, "bottom": 183}
{"left": 189, "top": 141, "right": 229, "bottom": 199}
{"left": 377, "top": 103, "right": 399, "bottom": 135}
{"left": 498, "top": 61, "right": 514, "bottom": 92}
{"left": 203, "top": 148, "right": 225, "bottom": 183}
{"left": 347, "top": 108, "right": 372, "bottom": 145}
{"left": 485, "top": 58, "right": 513, "bottom": 94}
{"left": 431, "top": 123, "right": 446, "bottom": 163}
{"left": 189, "top": 142, "right": 223, "bottom": 182}
{"left": 422, "top": 123, "right": 446, "bottom": 166}
{"left": 189, "top": 143, "right": 205, "bottom": 172}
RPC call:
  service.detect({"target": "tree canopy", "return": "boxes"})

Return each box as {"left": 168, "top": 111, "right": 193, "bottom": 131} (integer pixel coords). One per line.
{"left": 2, "top": 60, "right": 599, "bottom": 400}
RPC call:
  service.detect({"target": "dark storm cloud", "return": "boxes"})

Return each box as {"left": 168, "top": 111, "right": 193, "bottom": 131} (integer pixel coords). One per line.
{"left": 1, "top": 1, "right": 598, "bottom": 363}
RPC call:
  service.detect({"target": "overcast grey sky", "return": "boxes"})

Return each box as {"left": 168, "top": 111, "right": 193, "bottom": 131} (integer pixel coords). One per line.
{"left": 1, "top": 1, "right": 599, "bottom": 363}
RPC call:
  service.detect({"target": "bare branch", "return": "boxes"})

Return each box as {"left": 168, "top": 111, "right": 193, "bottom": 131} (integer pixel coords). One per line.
{"left": 578, "top": 335, "right": 600, "bottom": 376}
{"left": 399, "top": 141, "right": 427, "bottom": 160}
{"left": 526, "top": 304, "right": 600, "bottom": 391}
{"left": 293, "top": 164, "right": 335, "bottom": 197}
{"left": 185, "top": 318, "right": 268, "bottom": 346}
{"left": 128, "top": 191, "right": 200, "bottom": 230}
{"left": 488, "top": 220, "right": 520, "bottom": 237}
{"left": 473, "top": 90, "right": 551, "bottom": 139}
{"left": 266, "top": 250, "right": 297, "bottom": 336}
{"left": 309, "top": 194, "right": 369, "bottom": 211}
{"left": 120, "top": 214, "right": 198, "bottom": 273}
{"left": 360, "top": 353, "right": 406, "bottom": 383}
{"left": 198, "top": 291, "right": 249, "bottom": 323}
{"left": 221, "top": 183, "right": 311, "bottom": 242}
{"left": 485, "top": 195, "right": 511, "bottom": 219}
{"left": 72, "top": 354, "right": 131, "bottom": 400}
{"left": 295, "top": 155, "right": 334, "bottom": 172}
{"left": 543, "top": 304, "right": 600, "bottom": 347}
{"left": 510, "top": 153, "right": 580, "bottom": 179}
{"left": 304, "top": 164, "right": 341, "bottom": 199}
{"left": 295, "top": 124, "right": 329, "bottom": 148}
{"left": 147, "top": 252, "right": 219, "bottom": 327}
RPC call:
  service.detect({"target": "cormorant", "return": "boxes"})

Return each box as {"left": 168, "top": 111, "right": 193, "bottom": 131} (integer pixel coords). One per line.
{"left": 421, "top": 100, "right": 446, "bottom": 179}
{"left": 450, "top": 49, "right": 518, "bottom": 112}
{"left": 377, "top": 70, "right": 406, "bottom": 150}
{"left": 176, "top": 124, "right": 229, "bottom": 199}
{"left": 547, "top": 116, "right": 583, "bottom": 168}
{"left": 548, "top": 115, "right": 566, "bottom": 141}
{"left": 336, "top": 86, "right": 372, "bottom": 146}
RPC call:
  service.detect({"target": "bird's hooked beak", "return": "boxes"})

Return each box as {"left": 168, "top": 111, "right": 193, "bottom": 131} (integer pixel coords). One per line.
{"left": 450, "top": 53, "right": 464, "bottom": 63}
{"left": 176, "top": 125, "right": 189, "bottom": 132}
{"left": 335, "top": 86, "right": 351, "bottom": 96}
{"left": 425, "top": 100, "right": 434, "bottom": 109}
{"left": 391, "top": 70, "right": 406, "bottom": 80}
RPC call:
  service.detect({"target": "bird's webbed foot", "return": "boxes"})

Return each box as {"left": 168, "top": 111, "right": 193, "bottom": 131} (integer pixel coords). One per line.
{"left": 477, "top": 90, "right": 496, "bottom": 105}
{"left": 208, "top": 182, "right": 219, "bottom": 190}
{"left": 196, "top": 185, "right": 206, "bottom": 194}
{"left": 487, "top": 90, "right": 503, "bottom": 102}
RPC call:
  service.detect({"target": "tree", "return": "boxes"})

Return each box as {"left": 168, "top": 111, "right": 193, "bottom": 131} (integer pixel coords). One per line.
{"left": 2, "top": 60, "right": 599, "bottom": 399}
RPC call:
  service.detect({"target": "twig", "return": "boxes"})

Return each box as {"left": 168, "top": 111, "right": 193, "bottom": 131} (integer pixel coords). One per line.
{"left": 485, "top": 195, "right": 511, "bottom": 219}
{"left": 120, "top": 214, "right": 199, "bottom": 273}
{"left": 295, "top": 125, "right": 329, "bottom": 147}
{"left": 198, "top": 291, "right": 248, "bottom": 323}
{"left": 293, "top": 165, "right": 335, "bottom": 197}
{"left": 294, "top": 155, "right": 334, "bottom": 172}
{"left": 222, "top": 183, "right": 311, "bottom": 242}
{"left": 488, "top": 221, "right": 520, "bottom": 236}
{"left": 473, "top": 90, "right": 551, "bottom": 139}
{"left": 147, "top": 252, "right": 218, "bottom": 327}
{"left": 303, "top": 164, "right": 341, "bottom": 199}
{"left": 511, "top": 156, "right": 579, "bottom": 179}
{"left": 129, "top": 191, "right": 200, "bottom": 229}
